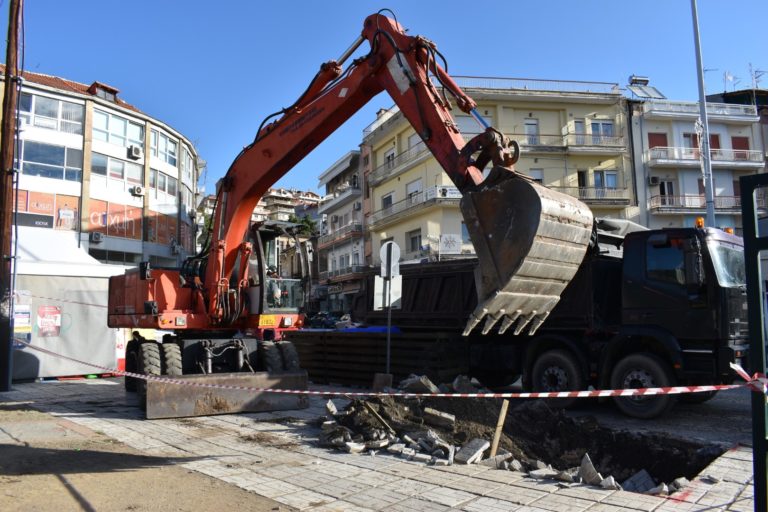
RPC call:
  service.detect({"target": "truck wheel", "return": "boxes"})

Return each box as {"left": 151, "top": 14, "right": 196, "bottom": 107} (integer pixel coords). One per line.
{"left": 531, "top": 349, "right": 585, "bottom": 408}
{"left": 162, "top": 343, "right": 183, "bottom": 376}
{"left": 610, "top": 353, "right": 676, "bottom": 419}
{"left": 679, "top": 390, "right": 718, "bottom": 404}
{"left": 258, "top": 340, "right": 283, "bottom": 373}
{"left": 138, "top": 342, "right": 162, "bottom": 410}
{"left": 124, "top": 341, "right": 139, "bottom": 392}
{"left": 278, "top": 341, "right": 301, "bottom": 372}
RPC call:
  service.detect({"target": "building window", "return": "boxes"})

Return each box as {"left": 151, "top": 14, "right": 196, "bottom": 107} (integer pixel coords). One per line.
{"left": 528, "top": 169, "right": 544, "bottom": 183}
{"left": 20, "top": 140, "right": 82, "bottom": 181}
{"left": 574, "top": 119, "right": 585, "bottom": 144}
{"left": 594, "top": 170, "right": 617, "bottom": 189}
{"left": 406, "top": 178, "right": 422, "bottom": 205}
{"left": 524, "top": 119, "right": 539, "bottom": 145}
{"left": 150, "top": 168, "right": 179, "bottom": 201}
{"left": 93, "top": 109, "right": 144, "bottom": 148}
{"left": 384, "top": 148, "right": 395, "bottom": 169}
{"left": 406, "top": 229, "right": 422, "bottom": 253}
{"left": 182, "top": 148, "right": 194, "bottom": 185}
{"left": 461, "top": 222, "right": 471, "bottom": 244}
{"left": 151, "top": 129, "right": 178, "bottom": 166}
{"left": 660, "top": 180, "right": 675, "bottom": 206}
{"left": 92, "top": 152, "right": 143, "bottom": 186}
{"left": 591, "top": 120, "right": 614, "bottom": 144}
{"left": 19, "top": 92, "right": 84, "bottom": 135}
{"left": 381, "top": 192, "right": 393, "bottom": 210}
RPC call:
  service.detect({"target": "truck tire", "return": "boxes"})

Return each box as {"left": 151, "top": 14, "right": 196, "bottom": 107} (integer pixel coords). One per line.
{"left": 277, "top": 341, "right": 301, "bottom": 372}
{"left": 138, "top": 342, "right": 161, "bottom": 410}
{"left": 124, "top": 341, "right": 139, "bottom": 392}
{"left": 162, "top": 343, "right": 183, "bottom": 376}
{"left": 531, "top": 349, "right": 585, "bottom": 408}
{"left": 610, "top": 353, "right": 676, "bottom": 419}
{"left": 258, "top": 340, "right": 283, "bottom": 373}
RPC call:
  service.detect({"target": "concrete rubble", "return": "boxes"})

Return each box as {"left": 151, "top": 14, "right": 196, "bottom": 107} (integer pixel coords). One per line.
{"left": 316, "top": 375, "right": 703, "bottom": 498}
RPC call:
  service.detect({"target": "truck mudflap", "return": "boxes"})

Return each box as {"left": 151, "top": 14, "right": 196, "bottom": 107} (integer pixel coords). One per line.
{"left": 461, "top": 168, "right": 594, "bottom": 337}
{"left": 145, "top": 371, "right": 309, "bottom": 419}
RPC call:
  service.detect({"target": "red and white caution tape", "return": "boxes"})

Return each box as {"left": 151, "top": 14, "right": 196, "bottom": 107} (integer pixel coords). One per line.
{"left": 15, "top": 339, "right": 767, "bottom": 400}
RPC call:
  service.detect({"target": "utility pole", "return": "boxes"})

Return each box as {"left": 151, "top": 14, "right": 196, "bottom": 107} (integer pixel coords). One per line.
{"left": 0, "top": 0, "right": 23, "bottom": 392}
{"left": 690, "top": 0, "right": 716, "bottom": 227}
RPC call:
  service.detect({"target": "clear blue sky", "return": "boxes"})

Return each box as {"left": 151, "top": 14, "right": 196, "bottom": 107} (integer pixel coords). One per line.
{"left": 3, "top": 1, "right": 766, "bottom": 196}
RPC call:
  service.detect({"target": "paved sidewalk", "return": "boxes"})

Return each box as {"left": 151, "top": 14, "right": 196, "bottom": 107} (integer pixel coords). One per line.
{"left": 0, "top": 379, "right": 756, "bottom": 511}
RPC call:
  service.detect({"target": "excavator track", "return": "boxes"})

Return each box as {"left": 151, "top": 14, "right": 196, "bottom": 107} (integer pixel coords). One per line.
{"left": 460, "top": 168, "right": 594, "bottom": 336}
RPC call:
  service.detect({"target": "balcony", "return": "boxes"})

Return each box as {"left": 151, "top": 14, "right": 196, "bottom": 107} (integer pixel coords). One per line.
{"left": 647, "top": 194, "right": 760, "bottom": 214}
{"left": 450, "top": 76, "right": 620, "bottom": 95}
{"left": 642, "top": 101, "right": 758, "bottom": 122}
{"left": 369, "top": 186, "right": 461, "bottom": 228}
{"left": 645, "top": 147, "right": 764, "bottom": 169}
{"left": 318, "top": 184, "right": 361, "bottom": 213}
{"left": 564, "top": 133, "right": 625, "bottom": 153}
{"left": 508, "top": 133, "right": 564, "bottom": 151}
{"left": 550, "top": 186, "right": 631, "bottom": 206}
{"left": 319, "top": 265, "right": 368, "bottom": 283}
{"left": 368, "top": 142, "right": 431, "bottom": 186}
{"left": 317, "top": 222, "right": 363, "bottom": 249}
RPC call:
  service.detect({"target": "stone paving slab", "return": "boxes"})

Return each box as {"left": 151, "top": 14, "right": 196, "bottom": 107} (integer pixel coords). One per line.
{"left": 0, "top": 379, "right": 758, "bottom": 512}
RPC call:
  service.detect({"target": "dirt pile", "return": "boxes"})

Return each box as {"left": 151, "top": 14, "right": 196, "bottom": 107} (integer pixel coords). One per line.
{"left": 317, "top": 375, "right": 726, "bottom": 496}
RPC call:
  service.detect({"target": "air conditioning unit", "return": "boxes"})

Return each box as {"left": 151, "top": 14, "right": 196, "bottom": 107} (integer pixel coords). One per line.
{"left": 648, "top": 176, "right": 660, "bottom": 186}
{"left": 127, "top": 145, "right": 143, "bottom": 160}
{"left": 131, "top": 185, "right": 145, "bottom": 197}
{"left": 353, "top": 201, "right": 361, "bottom": 211}
{"left": 89, "top": 231, "right": 104, "bottom": 243}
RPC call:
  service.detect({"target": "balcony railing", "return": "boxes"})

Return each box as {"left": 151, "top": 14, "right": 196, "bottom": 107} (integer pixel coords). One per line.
{"left": 318, "top": 222, "right": 363, "bottom": 247}
{"left": 648, "top": 195, "right": 747, "bottom": 210}
{"left": 646, "top": 146, "right": 764, "bottom": 165}
{"left": 368, "top": 142, "right": 430, "bottom": 184}
{"left": 370, "top": 186, "right": 461, "bottom": 225}
{"left": 449, "top": 76, "right": 620, "bottom": 95}
{"left": 319, "top": 265, "right": 368, "bottom": 282}
{"left": 508, "top": 133, "right": 564, "bottom": 147}
{"left": 564, "top": 134, "right": 625, "bottom": 147}
{"left": 642, "top": 101, "right": 757, "bottom": 118}
{"left": 318, "top": 184, "right": 361, "bottom": 213}
{"left": 550, "top": 186, "right": 631, "bottom": 203}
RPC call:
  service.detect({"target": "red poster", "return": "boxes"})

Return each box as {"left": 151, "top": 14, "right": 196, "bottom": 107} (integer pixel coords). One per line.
{"left": 88, "top": 199, "right": 108, "bottom": 234}
{"left": 14, "top": 190, "right": 28, "bottom": 212}
{"left": 55, "top": 194, "right": 79, "bottom": 231}
{"left": 37, "top": 305, "right": 62, "bottom": 337}
{"left": 28, "top": 191, "right": 55, "bottom": 215}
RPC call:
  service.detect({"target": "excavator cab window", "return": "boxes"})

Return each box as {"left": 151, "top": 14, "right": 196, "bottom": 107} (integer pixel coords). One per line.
{"left": 246, "top": 221, "right": 304, "bottom": 314}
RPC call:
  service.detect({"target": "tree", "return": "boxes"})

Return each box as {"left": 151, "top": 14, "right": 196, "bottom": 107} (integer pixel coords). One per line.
{"left": 288, "top": 213, "right": 317, "bottom": 236}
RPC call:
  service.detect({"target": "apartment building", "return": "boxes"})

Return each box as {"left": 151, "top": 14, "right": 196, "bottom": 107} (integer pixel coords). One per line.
{"left": 630, "top": 92, "right": 764, "bottom": 233}
{"left": 1, "top": 66, "right": 202, "bottom": 267}
{"left": 316, "top": 151, "right": 364, "bottom": 313}
{"left": 362, "top": 76, "right": 631, "bottom": 267}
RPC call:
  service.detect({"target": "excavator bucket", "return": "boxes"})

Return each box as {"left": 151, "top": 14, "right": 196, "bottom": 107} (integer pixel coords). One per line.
{"left": 461, "top": 167, "right": 594, "bottom": 336}
{"left": 145, "top": 371, "right": 309, "bottom": 419}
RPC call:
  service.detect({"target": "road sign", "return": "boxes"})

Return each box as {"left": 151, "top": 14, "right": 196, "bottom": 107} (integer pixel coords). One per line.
{"left": 373, "top": 275, "right": 402, "bottom": 310}
{"left": 380, "top": 241, "right": 400, "bottom": 279}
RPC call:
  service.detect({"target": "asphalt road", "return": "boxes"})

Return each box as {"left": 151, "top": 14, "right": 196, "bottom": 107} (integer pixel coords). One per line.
{"left": 564, "top": 385, "right": 755, "bottom": 447}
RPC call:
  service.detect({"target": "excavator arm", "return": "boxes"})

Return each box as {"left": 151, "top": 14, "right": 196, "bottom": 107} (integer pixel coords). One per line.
{"left": 111, "top": 12, "right": 593, "bottom": 339}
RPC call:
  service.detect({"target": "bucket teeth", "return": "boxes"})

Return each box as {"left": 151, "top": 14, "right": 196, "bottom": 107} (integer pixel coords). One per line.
{"left": 460, "top": 170, "right": 594, "bottom": 337}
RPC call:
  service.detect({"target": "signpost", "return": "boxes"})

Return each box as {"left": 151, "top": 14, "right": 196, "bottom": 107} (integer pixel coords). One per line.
{"left": 377, "top": 241, "right": 400, "bottom": 374}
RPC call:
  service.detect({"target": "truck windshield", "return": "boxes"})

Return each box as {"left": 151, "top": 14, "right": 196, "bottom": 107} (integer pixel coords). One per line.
{"left": 707, "top": 241, "right": 746, "bottom": 288}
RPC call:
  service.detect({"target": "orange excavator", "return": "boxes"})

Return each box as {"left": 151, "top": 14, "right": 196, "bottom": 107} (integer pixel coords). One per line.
{"left": 108, "top": 11, "right": 593, "bottom": 418}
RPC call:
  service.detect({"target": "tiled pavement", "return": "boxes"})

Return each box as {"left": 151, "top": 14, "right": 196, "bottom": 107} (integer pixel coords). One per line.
{"left": 0, "top": 379, "right": 756, "bottom": 511}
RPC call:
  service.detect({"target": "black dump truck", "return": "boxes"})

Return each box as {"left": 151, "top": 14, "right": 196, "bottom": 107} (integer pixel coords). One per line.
{"left": 289, "top": 221, "right": 748, "bottom": 418}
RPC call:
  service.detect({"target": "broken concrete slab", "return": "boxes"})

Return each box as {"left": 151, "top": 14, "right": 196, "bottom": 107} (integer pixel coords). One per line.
{"left": 387, "top": 443, "right": 405, "bottom": 454}
{"left": 645, "top": 483, "right": 669, "bottom": 496}
{"left": 365, "top": 439, "right": 389, "bottom": 450}
{"left": 621, "top": 469, "right": 655, "bottom": 493}
{"left": 325, "top": 399, "right": 338, "bottom": 416}
{"left": 423, "top": 407, "right": 456, "bottom": 430}
{"left": 455, "top": 438, "right": 490, "bottom": 464}
{"left": 600, "top": 475, "right": 621, "bottom": 490}
{"left": 345, "top": 442, "right": 366, "bottom": 454}
{"left": 578, "top": 453, "right": 603, "bottom": 486}
{"left": 413, "top": 453, "right": 432, "bottom": 463}
{"left": 398, "top": 374, "right": 440, "bottom": 394}
{"left": 433, "top": 458, "right": 450, "bottom": 466}
{"left": 530, "top": 468, "right": 560, "bottom": 480}
{"left": 480, "top": 453, "right": 514, "bottom": 469}
{"left": 671, "top": 476, "right": 690, "bottom": 492}
{"left": 452, "top": 375, "right": 479, "bottom": 394}
{"left": 509, "top": 459, "right": 524, "bottom": 472}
